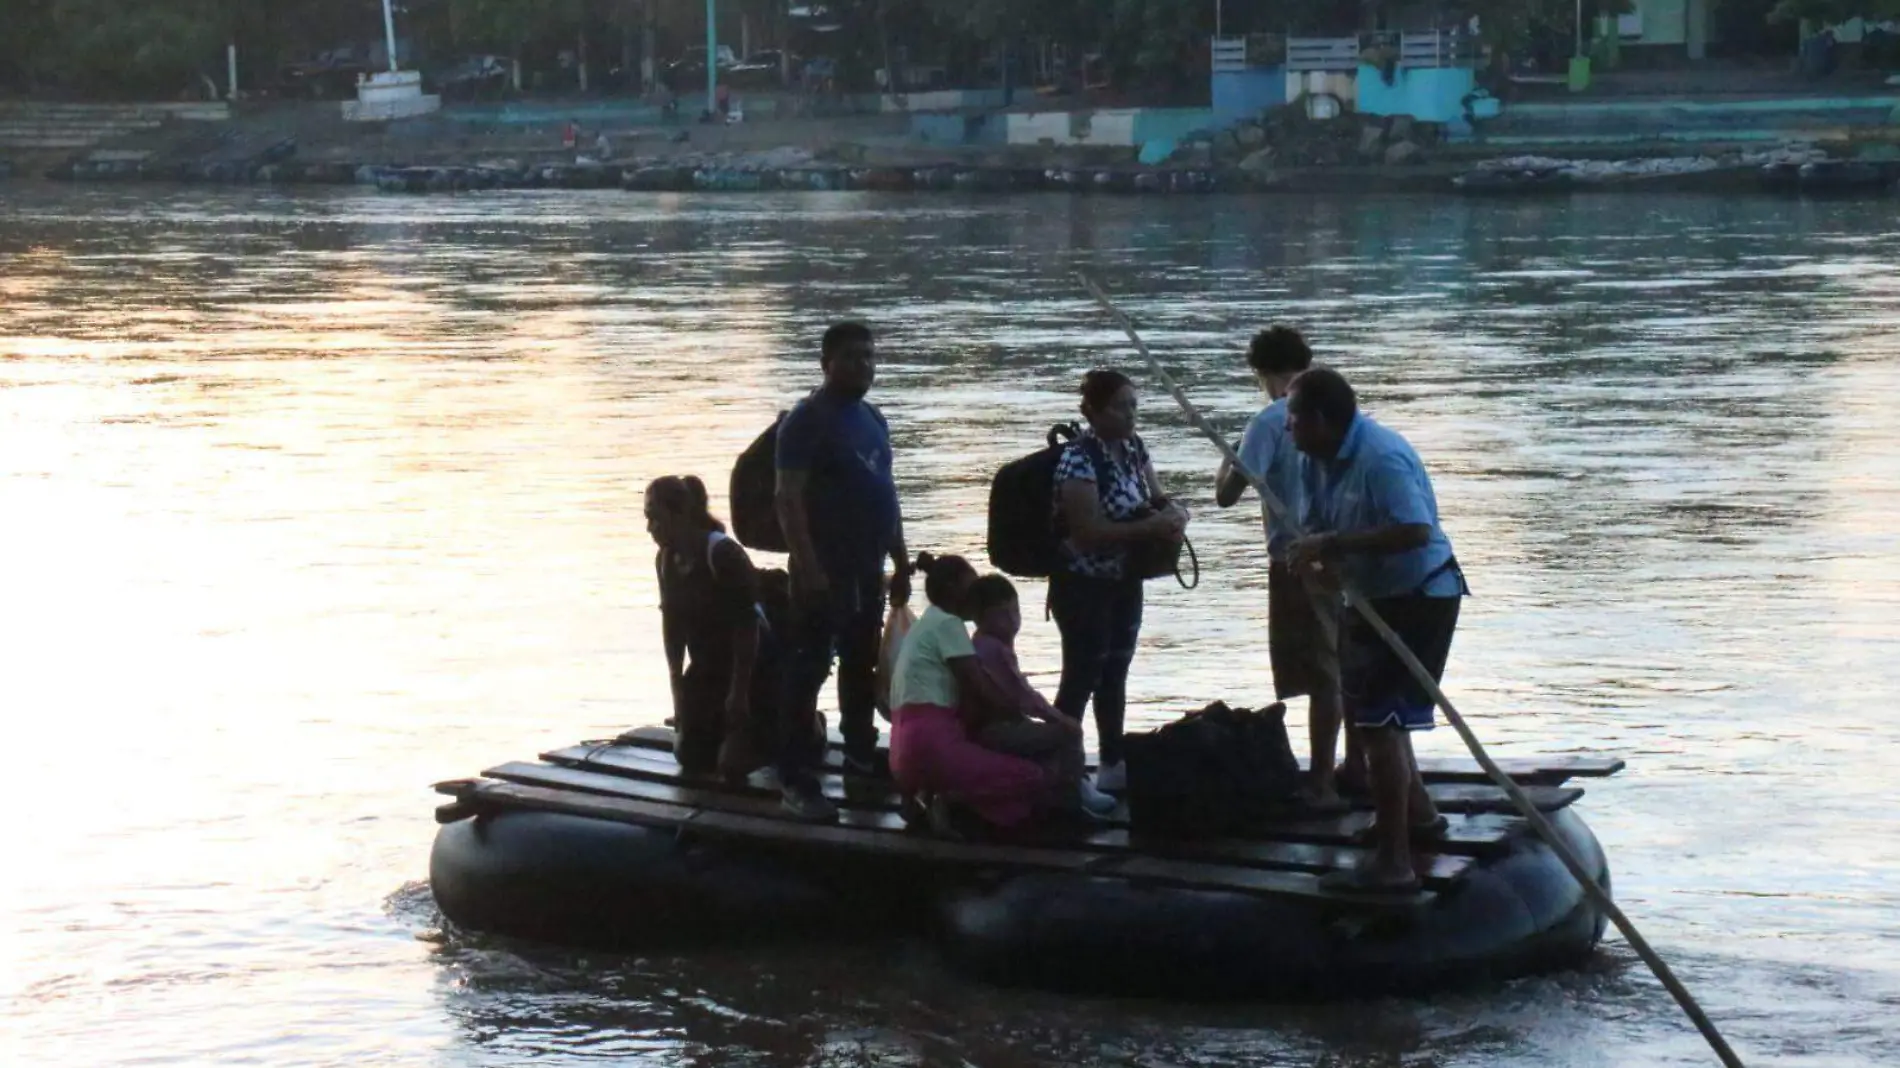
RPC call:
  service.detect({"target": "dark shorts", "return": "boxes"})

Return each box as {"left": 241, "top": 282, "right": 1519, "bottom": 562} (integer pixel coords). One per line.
{"left": 1268, "top": 559, "right": 1338, "bottom": 701}
{"left": 1341, "top": 594, "right": 1461, "bottom": 732}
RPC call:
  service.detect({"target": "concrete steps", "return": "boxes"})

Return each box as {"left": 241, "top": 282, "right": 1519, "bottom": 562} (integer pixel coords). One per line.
{"left": 0, "top": 102, "right": 230, "bottom": 120}
{"left": 1480, "top": 94, "right": 1900, "bottom": 147}
{"left": 0, "top": 101, "right": 228, "bottom": 152}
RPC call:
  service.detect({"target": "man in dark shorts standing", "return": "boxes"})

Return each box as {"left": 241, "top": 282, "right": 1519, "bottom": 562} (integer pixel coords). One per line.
{"left": 1285, "top": 368, "right": 1467, "bottom": 894}
{"left": 775, "top": 322, "right": 911, "bottom": 822}
{"left": 1215, "top": 326, "right": 1350, "bottom": 810}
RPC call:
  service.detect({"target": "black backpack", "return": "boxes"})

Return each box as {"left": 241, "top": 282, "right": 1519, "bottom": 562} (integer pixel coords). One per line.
{"left": 730, "top": 414, "right": 789, "bottom": 553}
{"left": 1123, "top": 701, "right": 1303, "bottom": 838}
{"left": 986, "top": 423, "right": 1081, "bottom": 577}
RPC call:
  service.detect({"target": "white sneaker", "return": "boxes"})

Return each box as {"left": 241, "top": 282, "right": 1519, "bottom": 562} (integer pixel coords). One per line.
{"left": 1093, "top": 760, "right": 1127, "bottom": 793}
{"left": 1078, "top": 777, "right": 1118, "bottom": 815}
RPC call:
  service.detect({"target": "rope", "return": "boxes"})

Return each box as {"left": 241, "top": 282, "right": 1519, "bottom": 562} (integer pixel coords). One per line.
{"left": 1079, "top": 274, "right": 1746, "bottom": 1068}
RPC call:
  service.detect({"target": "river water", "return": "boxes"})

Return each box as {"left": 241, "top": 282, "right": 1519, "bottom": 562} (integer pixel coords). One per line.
{"left": 2, "top": 185, "right": 1897, "bottom": 1067}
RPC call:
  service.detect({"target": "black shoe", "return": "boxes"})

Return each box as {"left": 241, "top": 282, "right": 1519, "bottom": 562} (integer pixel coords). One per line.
{"left": 900, "top": 792, "right": 930, "bottom": 829}
{"left": 841, "top": 749, "right": 887, "bottom": 779}
{"left": 780, "top": 781, "right": 839, "bottom": 823}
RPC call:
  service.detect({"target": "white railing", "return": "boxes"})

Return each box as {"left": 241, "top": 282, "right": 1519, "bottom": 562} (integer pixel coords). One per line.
{"left": 1397, "top": 30, "right": 1477, "bottom": 69}
{"left": 1227, "top": 32, "right": 1473, "bottom": 74}
{"left": 1212, "top": 37, "right": 1249, "bottom": 73}
{"left": 1286, "top": 36, "right": 1360, "bottom": 72}
{"left": 1283, "top": 31, "right": 1476, "bottom": 73}
{"left": 1212, "top": 34, "right": 1287, "bottom": 73}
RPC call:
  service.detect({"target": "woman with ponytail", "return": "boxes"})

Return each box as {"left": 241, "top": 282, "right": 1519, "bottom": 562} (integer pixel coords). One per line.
{"left": 647, "top": 475, "right": 779, "bottom": 781}
{"left": 888, "top": 552, "right": 1050, "bottom": 831}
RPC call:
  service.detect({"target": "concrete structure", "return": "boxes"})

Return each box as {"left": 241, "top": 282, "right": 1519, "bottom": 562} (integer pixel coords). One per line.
{"left": 1212, "top": 36, "right": 1287, "bottom": 125}
{"left": 911, "top": 111, "right": 1006, "bottom": 145}
{"left": 908, "top": 106, "right": 1213, "bottom": 151}
{"left": 1284, "top": 36, "right": 1360, "bottom": 118}
{"left": 343, "top": 70, "right": 441, "bottom": 122}
{"left": 1207, "top": 31, "right": 1479, "bottom": 128}
{"left": 1357, "top": 66, "right": 1476, "bottom": 124}
{"left": 345, "top": 0, "right": 440, "bottom": 122}
{"left": 1355, "top": 33, "right": 1481, "bottom": 126}
{"left": 876, "top": 89, "right": 1008, "bottom": 113}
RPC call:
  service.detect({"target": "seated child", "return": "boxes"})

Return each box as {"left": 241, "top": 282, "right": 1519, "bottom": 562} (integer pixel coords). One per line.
{"left": 889, "top": 554, "right": 1050, "bottom": 832}
{"left": 962, "top": 575, "right": 1119, "bottom": 817}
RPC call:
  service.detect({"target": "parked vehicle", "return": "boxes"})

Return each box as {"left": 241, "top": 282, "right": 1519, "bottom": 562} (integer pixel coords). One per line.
{"left": 727, "top": 50, "right": 794, "bottom": 89}
{"left": 800, "top": 56, "right": 838, "bottom": 88}
{"left": 279, "top": 48, "right": 371, "bottom": 100}
{"left": 433, "top": 54, "right": 511, "bottom": 100}
{"left": 663, "top": 45, "right": 738, "bottom": 89}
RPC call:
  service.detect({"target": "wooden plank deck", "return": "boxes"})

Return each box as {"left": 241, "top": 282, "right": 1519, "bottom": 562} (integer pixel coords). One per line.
{"left": 437, "top": 723, "right": 1622, "bottom": 908}
{"left": 437, "top": 777, "right": 1436, "bottom": 908}
{"left": 616, "top": 726, "right": 1626, "bottom": 785}
{"left": 565, "top": 737, "right": 1587, "bottom": 818}
{"left": 541, "top": 742, "right": 1533, "bottom": 856}
{"left": 483, "top": 760, "right": 1477, "bottom": 889}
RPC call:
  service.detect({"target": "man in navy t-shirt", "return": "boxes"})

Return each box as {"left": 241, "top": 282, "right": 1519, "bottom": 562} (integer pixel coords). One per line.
{"left": 774, "top": 322, "right": 910, "bottom": 820}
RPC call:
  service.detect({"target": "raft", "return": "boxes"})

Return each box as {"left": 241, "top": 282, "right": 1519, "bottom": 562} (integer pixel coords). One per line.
{"left": 429, "top": 727, "right": 1624, "bottom": 1000}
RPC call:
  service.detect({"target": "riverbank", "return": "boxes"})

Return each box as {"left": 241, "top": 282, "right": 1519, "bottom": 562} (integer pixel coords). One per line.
{"left": 17, "top": 146, "right": 1897, "bottom": 198}
{"left": 5, "top": 98, "right": 1898, "bottom": 197}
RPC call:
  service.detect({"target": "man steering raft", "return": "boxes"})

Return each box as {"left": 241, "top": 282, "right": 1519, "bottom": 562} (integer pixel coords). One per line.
{"left": 1284, "top": 368, "right": 1469, "bottom": 894}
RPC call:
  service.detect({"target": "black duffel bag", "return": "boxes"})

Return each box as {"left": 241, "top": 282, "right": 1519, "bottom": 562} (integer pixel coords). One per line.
{"left": 1123, "top": 701, "right": 1303, "bottom": 838}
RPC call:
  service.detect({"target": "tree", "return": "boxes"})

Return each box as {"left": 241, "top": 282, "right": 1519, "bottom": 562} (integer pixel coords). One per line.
{"left": 1766, "top": 0, "right": 1900, "bottom": 21}
{"left": 36, "top": 0, "right": 226, "bottom": 95}
{"left": 449, "top": 0, "right": 594, "bottom": 88}
{"left": 1456, "top": 0, "right": 1631, "bottom": 61}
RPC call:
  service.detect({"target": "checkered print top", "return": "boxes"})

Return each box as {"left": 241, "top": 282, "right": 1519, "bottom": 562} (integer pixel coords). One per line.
{"left": 1053, "top": 430, "right": 1153, "bottom": 579}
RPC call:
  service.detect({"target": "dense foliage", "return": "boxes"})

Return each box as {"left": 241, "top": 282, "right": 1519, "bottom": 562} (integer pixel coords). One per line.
{"left": 0, "top": 0, "right": 1872, "bottom": 98}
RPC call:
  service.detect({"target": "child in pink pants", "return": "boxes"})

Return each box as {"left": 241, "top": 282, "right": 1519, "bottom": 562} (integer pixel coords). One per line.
{"left": 887, "top": 554, "right": 1048, "bottom": 829}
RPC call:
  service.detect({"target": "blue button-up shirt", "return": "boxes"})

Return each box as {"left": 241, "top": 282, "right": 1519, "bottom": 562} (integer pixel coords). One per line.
{"left": 1301, "top": 412, "right": 1461, "bottom": 600}
{"left": 1236, "top": 397, "right": 1304, "bottom": 560}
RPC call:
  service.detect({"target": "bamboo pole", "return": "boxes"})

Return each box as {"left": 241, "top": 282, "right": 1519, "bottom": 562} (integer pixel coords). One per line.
{"left": 1080, "top": 274, "right": 1745, "bottom": 1068}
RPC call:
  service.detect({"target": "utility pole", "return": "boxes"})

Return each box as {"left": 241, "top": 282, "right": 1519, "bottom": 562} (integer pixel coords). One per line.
{"left": 382, "top": 0, "right": 400, "bottom": 72}
{"left": 706, "top": 0, "right": 718, "bottom": 114}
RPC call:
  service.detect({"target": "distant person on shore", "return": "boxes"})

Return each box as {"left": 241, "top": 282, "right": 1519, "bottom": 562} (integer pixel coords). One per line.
{"left": 964, "top": 574, "right": 1117, "bottom": 817}
{"left": 775, "top": 322, "right": 911, "bottom": 821}
{"left": 646, "top": 475, "right": 776, "bottom": 780}
{"left": 1285, "top": 369, "right": 1468, "bottom": 894}
{"left": 1214, "top": 326, "right": 1354, "bottom": 809}
{"left": 888, "top": 555, "right": 1053, "bottom": 833}
{"left": 1051, "top": 369, "right": 1190, "bottom": 794}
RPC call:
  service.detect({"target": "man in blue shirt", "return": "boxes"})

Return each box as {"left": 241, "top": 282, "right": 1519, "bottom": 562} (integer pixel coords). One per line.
{"left": 1286, "top": 368, "right": 1466, "bottom": 894}
{"left": 775, "top": 322, "right": 911, "bottom": 821}
{"left": 1214, "top": 326, "right": 1350, "bottom": 810}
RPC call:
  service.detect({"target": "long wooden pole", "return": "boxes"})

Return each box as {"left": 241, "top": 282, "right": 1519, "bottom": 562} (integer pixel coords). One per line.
{"left": 1080, "top": 274, "right": 1746, "bottom": 1068}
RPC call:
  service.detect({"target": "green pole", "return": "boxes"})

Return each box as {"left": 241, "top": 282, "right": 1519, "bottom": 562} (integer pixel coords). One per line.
{"left": 706, "top": 0, "right": 717, "bottom": 114}
{"left": 1567, "top": 0, "right": 1591, "bottom": 92}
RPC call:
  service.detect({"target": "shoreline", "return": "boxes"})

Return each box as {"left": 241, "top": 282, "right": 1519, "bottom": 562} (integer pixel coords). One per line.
{"left": 5, "top": 99, "right": 1896, "bottom": 199}
{"left": 10, "top": 155, "right": 1897, "bottom": 198}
